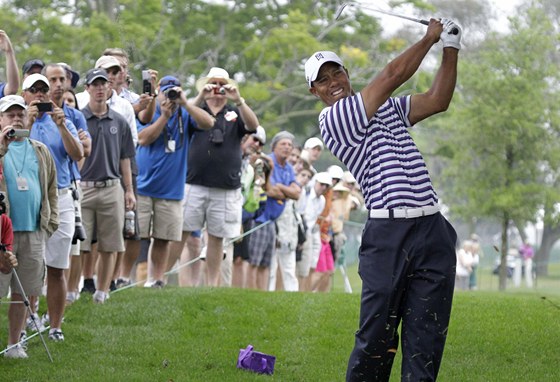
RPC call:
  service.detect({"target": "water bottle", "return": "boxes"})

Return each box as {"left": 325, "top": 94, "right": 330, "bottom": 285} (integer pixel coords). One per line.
{"left": 124, "top": 210, "right": 135, "bottom": 238}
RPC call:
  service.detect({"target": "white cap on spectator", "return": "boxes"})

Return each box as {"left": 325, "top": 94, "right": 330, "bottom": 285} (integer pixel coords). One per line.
{"left": 304, "top": 137, "right": 324, "bottom": 150}
{"left": 95, "top": 55, "right": 121, "bottom": 69}
{"left": 0, "top": 95, "right": 26, "bottom": 112}
{"left": 252, "top": 126, "right": 266, "bottom": 145}
{"left": 315, "top": 171, "right": 333, "bottom": 186}
{"left": 22, "top": 73, "right": 50, "bottom": 91}
{"left": 327, "top": 165, "right": 344, "bottom": 180}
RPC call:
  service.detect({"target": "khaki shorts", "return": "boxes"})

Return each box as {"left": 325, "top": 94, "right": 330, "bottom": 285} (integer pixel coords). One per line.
{"left": 0, "top": 231, "right": 46, "bottom": 297}
{"left": 137, "top": 195, "right": 182, "bottom": 242}
{"left": 81, "top": 183, "right": 125, "bottom": 253}
{"left": 182, "top": 184, "right": 242, "bottom": 239}
{"left": 45, "top": 192, "right": 74, "bottom": 269}
{"left": 296, "top": 230, "right": 321, "bottom": 278}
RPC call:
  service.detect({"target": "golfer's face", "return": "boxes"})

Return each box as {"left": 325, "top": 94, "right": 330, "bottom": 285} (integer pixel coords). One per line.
{"left": 310, "top": 62, "right": 351, "bottom": 106}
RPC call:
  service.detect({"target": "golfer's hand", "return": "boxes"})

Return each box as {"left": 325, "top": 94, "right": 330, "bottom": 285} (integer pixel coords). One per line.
{"left": 440, "top": 18, "right": 462, "bottom": 50}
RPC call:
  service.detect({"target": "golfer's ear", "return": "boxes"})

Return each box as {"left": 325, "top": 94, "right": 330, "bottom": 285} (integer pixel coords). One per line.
{"left": 309, "top": 87, "right": 319, "bottom": 97}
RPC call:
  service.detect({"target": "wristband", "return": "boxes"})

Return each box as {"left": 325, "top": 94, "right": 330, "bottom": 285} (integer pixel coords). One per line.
{"left": 235, "top": 98, "right": 245, "bottom": 107}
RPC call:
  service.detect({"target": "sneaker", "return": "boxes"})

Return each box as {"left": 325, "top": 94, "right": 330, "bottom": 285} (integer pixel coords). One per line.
{"left": 48, "top": 329, "right": 64, "bottom": 342}
{"left": 26, "top": 313, "right": 45, "bottom": 332}
{"left": 19, "top": 331, "right": 28, "bottom": 351}
{"left": 4, "top": 344, "right": 28, "bottom": 359}
{"left": 109, "top": 280, "right": 117, "bottom": 292}
{"left": 66, "top": 291, "right": 80, "bottom": 304}
{"left": 80, "top": 278, "right": 96, "bottom": 294}
{"left": 151, "top": 280, "right": 165, "bottom": 289}
{"left": 116, "top": 278, "right": 131, "bottom": 289}
{"left": 93, "top": 290, "right": 109, "bottom": 304}
{"left": 41, "top": 313, "right": 50, "bottom": 328}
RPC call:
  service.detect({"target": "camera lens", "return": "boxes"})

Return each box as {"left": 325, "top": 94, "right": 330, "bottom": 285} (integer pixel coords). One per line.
{"left": 165, "top": 89, "right": 179, "bottom": 100}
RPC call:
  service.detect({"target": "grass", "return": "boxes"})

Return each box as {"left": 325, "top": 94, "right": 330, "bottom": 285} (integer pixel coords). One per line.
{"left": 1, "top": 285, "right": 559, "bottom": 381}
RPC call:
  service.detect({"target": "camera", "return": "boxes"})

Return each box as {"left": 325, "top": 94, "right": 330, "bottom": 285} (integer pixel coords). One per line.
{"left": 213, "top": 87, "right": 226, "bottom": 95}
{"left": 7, "top": 129, "right": 30, "bottom": 138}
{"left": 210, "top": 128, "right": 224, "bottom": 145}
{"left": 37, "top": 102, "right": 53, "bottom": 112}
{"left": 71, "top": 188, "right": 87, "bottom": 244}
{"left": 164, "top": 88, "right": 180, "bottom": 101}
{"left": 142, "top": 70, "right": 152, "bottom": 95}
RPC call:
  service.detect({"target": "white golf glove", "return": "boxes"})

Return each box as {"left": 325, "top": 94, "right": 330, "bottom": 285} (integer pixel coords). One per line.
{"left": 440, "top": 18, "right": 462, "bottom": 50}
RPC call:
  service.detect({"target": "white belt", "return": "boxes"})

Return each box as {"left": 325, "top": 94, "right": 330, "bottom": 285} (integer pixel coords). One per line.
{"left": 369, "top": 205, "right": 440, "bottom": 219}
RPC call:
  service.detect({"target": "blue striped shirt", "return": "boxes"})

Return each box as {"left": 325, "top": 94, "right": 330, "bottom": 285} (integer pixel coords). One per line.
{"left": 319, "top": 93, "right": 438, "bottom": 210}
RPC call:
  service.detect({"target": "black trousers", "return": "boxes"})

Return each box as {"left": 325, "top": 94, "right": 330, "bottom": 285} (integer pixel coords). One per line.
{"left": 346, "top": 212, "right": 457, "bottom": 382}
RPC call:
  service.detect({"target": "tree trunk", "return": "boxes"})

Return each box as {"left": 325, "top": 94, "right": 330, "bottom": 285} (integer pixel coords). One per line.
{"left": 499, "top": 215, "right": 509, "bottom": 291}
{"left": 535, "top": 223, "right": 560, "bottom": 276}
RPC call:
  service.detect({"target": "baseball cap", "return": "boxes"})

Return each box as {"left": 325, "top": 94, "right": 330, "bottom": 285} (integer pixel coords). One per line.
{"left": 332, "top": 182, "right": 350, "bottom": 193}
{"left": 252, "top": 126, "right": 266, "bottom": 145}
{"left": 0, "top": 95, "right": 26, "bottom": 112}
{"left": 85, "top": 68, "right": 109, "bottom": 85}
{"left": 327, "top": 165, "right": 344, "bottom": 180}
{"left": 315, "top": 171, "right": 333, "bottom": 186}
{"left": 95, "top": 55, "right": 121, "bottom": 70}
{"left": 58, "top": 62, "right": 80, "bottom": 89}
{"left": 22, "top": 59, "right": 45, "bottom": 75}
{"left": 304, "top": 51, "right": 344, "bottom": 87}
{"left": 22, "top": 73, "right": 50, "bottom": 91}
{"left": 159, "top": 76, "right": 181, "bottom": 92}
{"left": 304, "top": 137, "right": 324, "bottom": 150}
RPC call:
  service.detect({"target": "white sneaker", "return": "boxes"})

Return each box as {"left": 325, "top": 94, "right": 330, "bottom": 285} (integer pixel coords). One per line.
{"left": 66, "top": 291, "right": 80, "bottom": 304}
{"left": 93, "top": 290, "right": 109, "bottom": 304}
{"left": 26, "top": 313, "right": 45, "bottom": 332}
{"left": 19, "top": 331, "right": 28, "bottom": 351}
{"left": 4, "top": 344, "right": 28, "bottom": 359}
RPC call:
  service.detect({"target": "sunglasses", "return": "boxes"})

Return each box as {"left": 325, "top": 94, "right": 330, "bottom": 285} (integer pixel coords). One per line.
{"left": 27, "top": 86, "right": 49, "bottom": 94}
{"left": 251, "top": 136, "right": 264, "bottom": 146}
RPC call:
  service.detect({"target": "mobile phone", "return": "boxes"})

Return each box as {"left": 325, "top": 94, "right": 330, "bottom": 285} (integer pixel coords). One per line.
{"left": 142, "top": 70, "right": 152, "bottom": 94}
{"left": 37, "top": 102, "right": 53, "bottom": 112}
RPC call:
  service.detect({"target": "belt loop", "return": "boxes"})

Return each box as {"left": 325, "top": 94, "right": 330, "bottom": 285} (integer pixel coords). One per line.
{"left": 389, "top": 209, "right": 394, "bottom": 219}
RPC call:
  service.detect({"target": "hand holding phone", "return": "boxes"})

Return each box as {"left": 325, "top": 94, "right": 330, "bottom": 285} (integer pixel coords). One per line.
{"left": 142, "top": 70, "right": 152, "bottom": 95}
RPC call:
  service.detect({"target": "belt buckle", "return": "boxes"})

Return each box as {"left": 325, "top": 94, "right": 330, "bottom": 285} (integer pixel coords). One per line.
{"left": 97, "top": 180, "right": 106, "bottom": 188}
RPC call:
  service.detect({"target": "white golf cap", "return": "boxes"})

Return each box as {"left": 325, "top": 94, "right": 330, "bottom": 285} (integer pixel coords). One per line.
{"left": 315, "top": 171, "right": 333, "bottom": 186}
{"left": 327, "top": 165, "right": 344, "bottom": 179}
{"left": 95, "top": 55, "right": 121, "bottom": 69}
{"left": 22, "top": 73, "right": 50, "bottom": 91}
{"left": 304, "top": 51, "right": 344, "bottom": 87}
{"left": 343, "top": 170, "right": 356, "bottom": 184}
{"left": 0, "top": 95, "right": 26, "bottom": 112}
{"left": 252, "top": 126, "right": 266, "bottom": 145}
{"left": 304, "top": 137, "right": 324, "bottom": 150}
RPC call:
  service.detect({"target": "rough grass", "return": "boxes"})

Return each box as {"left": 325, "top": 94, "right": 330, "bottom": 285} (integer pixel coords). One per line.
{"left": 1, "top": 286, "right": 559, "bottom": 381}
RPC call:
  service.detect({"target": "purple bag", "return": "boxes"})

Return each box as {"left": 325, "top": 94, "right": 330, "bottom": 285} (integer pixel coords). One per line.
{"left": 237, "top": 345, "right": 276, "bottom": 375}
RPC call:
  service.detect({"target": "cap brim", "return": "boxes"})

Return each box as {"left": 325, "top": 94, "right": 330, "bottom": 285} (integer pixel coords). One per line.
{"left": 87, "top": 75, "right": 108, "bottom": 85}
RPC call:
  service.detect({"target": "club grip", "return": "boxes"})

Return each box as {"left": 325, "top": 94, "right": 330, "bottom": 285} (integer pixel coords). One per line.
{"left": 422, "top": 19, "right": 459, "bottom": 35}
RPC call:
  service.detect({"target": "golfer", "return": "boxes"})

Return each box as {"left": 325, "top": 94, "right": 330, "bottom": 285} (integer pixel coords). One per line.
{"left": 305, "top": 18, "right": 461, "bottom": 381}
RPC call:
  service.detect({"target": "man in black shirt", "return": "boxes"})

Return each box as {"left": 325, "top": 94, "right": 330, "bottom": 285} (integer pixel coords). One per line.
{"left": 183, "top": 67, "right": 259, "bottom": 287}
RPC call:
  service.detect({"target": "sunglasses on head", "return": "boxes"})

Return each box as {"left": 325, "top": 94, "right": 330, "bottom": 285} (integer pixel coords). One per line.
{"left": 27, "top": 86, "right": 49, "bottom": 94}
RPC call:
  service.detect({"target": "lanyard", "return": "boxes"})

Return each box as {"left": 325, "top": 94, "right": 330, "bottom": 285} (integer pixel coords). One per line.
{"left": 6, "top": 139, "right": 29, "bottom": 177}
{"left": 163, "top": 107, "right": 184, "bottom": 149}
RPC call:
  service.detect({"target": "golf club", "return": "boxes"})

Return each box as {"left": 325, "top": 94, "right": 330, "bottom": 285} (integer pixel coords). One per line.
{"left": 335, "top": 2, "right": 458, "bottom": 35}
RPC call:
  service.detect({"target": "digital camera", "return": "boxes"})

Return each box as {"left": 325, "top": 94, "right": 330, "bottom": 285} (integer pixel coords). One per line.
{"left": 213, "top": 87, "right": 226, "bottom": 95}
{"left": 164, "top": 88, "right": 180, "bottom": 101}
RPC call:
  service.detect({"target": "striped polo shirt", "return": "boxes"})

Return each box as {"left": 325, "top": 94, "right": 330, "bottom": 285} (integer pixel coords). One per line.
{"left": 319, "top": 93, "right": 438, "bottom": 210}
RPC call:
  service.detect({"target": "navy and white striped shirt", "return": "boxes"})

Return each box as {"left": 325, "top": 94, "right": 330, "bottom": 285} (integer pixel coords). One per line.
{"left": 319, "top": 93, "right": 438, "bottom": 210}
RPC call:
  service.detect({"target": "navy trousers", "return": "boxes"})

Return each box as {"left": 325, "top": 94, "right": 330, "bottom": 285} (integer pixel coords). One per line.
{"left": 346, "top": 213, "right": 457, "bottom": 382}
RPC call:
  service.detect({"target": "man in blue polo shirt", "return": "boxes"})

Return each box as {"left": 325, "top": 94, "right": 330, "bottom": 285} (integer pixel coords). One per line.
{"left": 136, "top": 75, "right": 214, "bottom": 288}
{"left": 22, "top": 73, "right": 83, "bottom": 342}
{"left": 247, "top": 131, "right": 301, "bottom": 290}
{"left": 44, "top": 63, "right": 91, "bottom": 305}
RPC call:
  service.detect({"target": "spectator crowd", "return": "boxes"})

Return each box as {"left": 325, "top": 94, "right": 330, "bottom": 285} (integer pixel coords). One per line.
{"left": 0, "top": 31, "right": 364, "bottom": 359}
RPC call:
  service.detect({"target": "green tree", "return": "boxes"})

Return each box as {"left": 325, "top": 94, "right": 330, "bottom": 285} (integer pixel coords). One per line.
{"left": 436, "top": 3, "right": 560, "bottom": 289}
